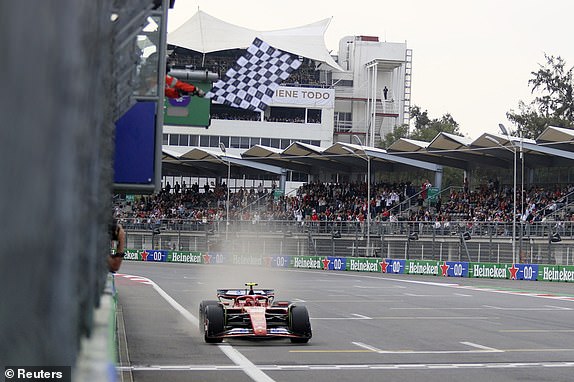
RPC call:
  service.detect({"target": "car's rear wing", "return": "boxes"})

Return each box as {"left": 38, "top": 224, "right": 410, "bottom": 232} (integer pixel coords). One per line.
{"left": 217, "top": 289, "right": 275, "bottom": 297}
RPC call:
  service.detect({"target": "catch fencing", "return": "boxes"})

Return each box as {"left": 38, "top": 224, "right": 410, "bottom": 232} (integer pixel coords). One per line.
{"left": 120, "top": 219, "right": 574, "bottom": 265}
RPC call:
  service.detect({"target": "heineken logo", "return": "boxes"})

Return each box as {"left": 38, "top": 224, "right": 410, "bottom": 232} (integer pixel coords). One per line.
{"left": 408, "top": 262, "right": 439, "bottom": 275}
{"left": 123, "top": 251, "right": 139, "bottom": 260}
{"left": 543, "top": 268, "right": 574, "bottom": 282}
{"left": 171, "top": 253, "right": 202, "bottom": 263}
{"left": 473, "top": 264, "right": 507, "bottom": 278}
{"left": 348, "top": 259, "right": 378, "bottom": 272}
{"left": 293, "top": 257, "right": 322, "bottom": 269}
{"left": 233, "top": 255, "right": 263, "bottom": 266}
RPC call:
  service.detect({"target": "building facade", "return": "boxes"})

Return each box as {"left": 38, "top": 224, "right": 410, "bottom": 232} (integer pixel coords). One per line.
{"left": 163, "top": 13, "right": 411, "bottom": 188}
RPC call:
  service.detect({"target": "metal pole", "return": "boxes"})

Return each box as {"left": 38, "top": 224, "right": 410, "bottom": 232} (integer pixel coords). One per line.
{"left": 512, "top": 146, "right": 516, "bottom": 264}
{"left": 519, "top": 131, "right": 524, "bottom": 260}
{"left": 367, "top": 155, "right": 371, "bottom": 256}
{"left": 226, "top": 160, "right": 230, "bottom": 241}
{"left": 219, "top": 143, "right": 230, "bottom": 241}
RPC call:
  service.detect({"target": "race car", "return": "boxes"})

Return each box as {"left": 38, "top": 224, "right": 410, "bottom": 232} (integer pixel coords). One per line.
{"left": 199, "top": 282, "right": 312, "bottom": 343}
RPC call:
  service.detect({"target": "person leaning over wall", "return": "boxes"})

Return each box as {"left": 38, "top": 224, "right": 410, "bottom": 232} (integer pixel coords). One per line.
{"left": 108, "top": 220, "right": 126, "bottom": 273}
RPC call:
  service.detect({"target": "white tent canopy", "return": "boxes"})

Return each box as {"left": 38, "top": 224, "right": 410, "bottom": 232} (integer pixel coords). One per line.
{"left": 168, "top": 10, "right": 344, "bottom": 71}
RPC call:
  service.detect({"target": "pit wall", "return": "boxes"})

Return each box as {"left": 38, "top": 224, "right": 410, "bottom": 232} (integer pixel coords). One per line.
{"left": 122, "top": 249, "right": 574, "bottom": 282}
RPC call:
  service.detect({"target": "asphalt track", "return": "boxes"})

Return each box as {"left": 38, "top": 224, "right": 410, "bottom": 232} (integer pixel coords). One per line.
{"left": 116, "top": 262, "right": 574, "bottom": 382}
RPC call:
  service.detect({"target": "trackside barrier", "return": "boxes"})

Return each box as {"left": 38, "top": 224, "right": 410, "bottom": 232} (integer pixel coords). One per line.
{"left": 122, "top": 249, "right": 574, "bottom": 282}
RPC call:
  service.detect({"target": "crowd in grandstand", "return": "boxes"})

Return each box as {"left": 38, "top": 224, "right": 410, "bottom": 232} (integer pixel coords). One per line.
{"left": 113, "top": 178, "right": 574, "bottom": 229}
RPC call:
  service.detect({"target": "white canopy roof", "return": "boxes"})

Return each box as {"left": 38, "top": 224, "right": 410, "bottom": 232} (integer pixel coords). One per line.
{"left": 168, "top": 10, "right": 344, "bottom": 71}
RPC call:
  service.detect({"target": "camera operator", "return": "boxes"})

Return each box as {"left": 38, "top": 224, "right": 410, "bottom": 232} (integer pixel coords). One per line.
{"left": 108, "top": 220, "right": 126, "bottom": 273}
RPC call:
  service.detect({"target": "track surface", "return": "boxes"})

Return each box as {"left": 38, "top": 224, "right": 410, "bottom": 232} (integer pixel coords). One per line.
{"left": 116, "top": 262, "right": 574, "bottom": 382}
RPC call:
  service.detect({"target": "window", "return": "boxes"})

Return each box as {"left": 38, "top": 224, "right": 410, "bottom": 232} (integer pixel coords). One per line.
{"left": 163, "top": 134, "right": 169, "bottom": 145}
{"left": 179, "top": 134, "right": 189, "bottom": 146}
{"left": 307, "top": 109, "right": 321, "bottom": 123}
{"left": 220, "top": 136, "right": 229, "bottom": 149}
{"left": 270, "top": 139, "right": 280, "bottom": 148}
{"left": 280, "top": 139, "right": 290, "bottom": 149}
{"left": 261, "top": 138, "right": 270, "bottom": 147}
{"left": 311, "top": 140, "right": 321, "bottom": 146}
{"left": 240, "top": 137, "right": 250, "bottom": 149}
{"left": 199, "top": 135, "right": 209, "bottom": 147}
{"left": 269, "top": 106, "right": 305, "bottom": 123}
{"left": 230, "top": 136, "right": 240, "bottom": 148}
{"left": 169, "top": 134, "right": 179, "bottom": 145}
{"left": 250, "top": 137, "right": 260, "bottom": 146}
{"left": 209, "top": 136, "right": 219, "bottom": 147}
{"left": 189, "top": 135, "right": 198, "bottom": 146}
{"left": 335, "top": 79, "right": 353, "bottom": 87}
{"left": 335, "top": 112, "right": 352, "bottom": 132}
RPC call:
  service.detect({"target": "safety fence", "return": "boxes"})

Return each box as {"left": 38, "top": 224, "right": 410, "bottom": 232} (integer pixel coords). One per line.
{"left": 121, "top": 219, "right": 574, "bottom": 266}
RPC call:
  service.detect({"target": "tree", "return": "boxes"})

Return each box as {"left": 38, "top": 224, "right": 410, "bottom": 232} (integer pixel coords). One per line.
{"left": 380, "top": 105, "right": 463, "bottom": 149}
{"left": 507, "top": 54, "right": 574, "bottom": 139}
{"left": 409, "top": 106, "right": 462, "bottom": 141}
{"left": 380, "top": 123, "right": 409, "bottom": 149}
{"left": 380, "top": 106, "right": 464, "bottom": 188}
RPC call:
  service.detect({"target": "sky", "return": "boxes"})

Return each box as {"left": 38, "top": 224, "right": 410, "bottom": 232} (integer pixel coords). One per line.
{"left": 167, "top": 0, "right": 574, "bottom": 139}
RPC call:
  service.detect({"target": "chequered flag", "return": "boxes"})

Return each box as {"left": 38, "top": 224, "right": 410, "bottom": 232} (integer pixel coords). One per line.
{"left": 206, "top": 38, "right": 302, "bottom": 112}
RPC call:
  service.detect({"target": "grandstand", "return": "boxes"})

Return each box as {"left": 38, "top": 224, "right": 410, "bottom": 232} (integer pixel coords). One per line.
{"left": 132, "top": 11, "right": 574, "bottom": 266}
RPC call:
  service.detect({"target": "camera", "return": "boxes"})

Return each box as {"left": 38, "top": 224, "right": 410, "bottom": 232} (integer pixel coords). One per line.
{"left": 109, "top": 220, "right": 120, "bottom": 241}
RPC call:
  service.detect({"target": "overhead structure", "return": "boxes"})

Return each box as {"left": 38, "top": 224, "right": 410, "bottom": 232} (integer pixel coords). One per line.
{"left": 162, "top": 126, "right": 574, "bottom": 185}
{"left": 162, "top": 147, "right": 284, "bottom": 178}
{"left": 168, "top": 10, "right": 344, "bottom": 71}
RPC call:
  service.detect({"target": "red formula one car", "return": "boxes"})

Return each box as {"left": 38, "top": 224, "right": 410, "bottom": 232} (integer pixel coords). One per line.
{"left": 199, "top": 283, "right": 312, "bottom": 343}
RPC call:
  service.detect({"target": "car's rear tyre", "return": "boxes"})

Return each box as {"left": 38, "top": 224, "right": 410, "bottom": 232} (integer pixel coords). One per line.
{"left": 289, "top": 305, "right": 312, "bottom": 343}
{"left": 204, "top": 304, "right": 225, "bottom": 343}
{"left": 199, "top": 300, "right": 219, "bottom": 331}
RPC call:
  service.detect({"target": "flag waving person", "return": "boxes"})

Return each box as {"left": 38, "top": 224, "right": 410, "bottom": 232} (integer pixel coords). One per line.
{"left": 165, "top": 63, "right": 206, "bottom": 99}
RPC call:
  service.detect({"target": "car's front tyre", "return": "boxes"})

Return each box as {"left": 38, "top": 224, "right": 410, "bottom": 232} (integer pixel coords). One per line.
{"left": 204, "top": 304, "right": 225, "bottom": 343}
{"left": 289, "top": 305, "right": 312, "bottom": 343}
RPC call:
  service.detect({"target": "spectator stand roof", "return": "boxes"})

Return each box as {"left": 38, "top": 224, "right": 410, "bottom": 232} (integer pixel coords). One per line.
{"left": 162, "top": 126, "right": 574, "bottom": 180}
{"left": 388, "top": 127, "right": 574, "bottom": 171}
{"left": 167, "top": 10, "right": 344, "bottom": 71}
{"left": 163, "top": 141, "right": 443, "bottom": 179}
{"left": 162, "top": 146, "right": 284, "bottom": 178}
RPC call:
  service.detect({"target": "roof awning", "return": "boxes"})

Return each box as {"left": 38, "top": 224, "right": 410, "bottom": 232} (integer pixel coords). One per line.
{"left": 168, "top": 10, "right": 344, "bottom": 71}
{"left": 162, "top": 147, "right": 284, "bottom": 177}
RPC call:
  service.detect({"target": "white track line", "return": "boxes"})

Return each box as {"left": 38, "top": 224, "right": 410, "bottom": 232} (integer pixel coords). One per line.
{"left": 218, "top": 345, "right": 275, "bottom": 382}
{"left": 461, "top": 342, "right": 503, "bottom": 352}
{"left": 122, "top": 274, "right": 275, "bottom": 382}
{"left": 352, "top": 342, "right": 382, "bottom": 352}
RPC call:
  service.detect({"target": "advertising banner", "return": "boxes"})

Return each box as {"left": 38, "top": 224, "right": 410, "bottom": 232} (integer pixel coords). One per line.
{"left": 406, "top": 260, "right": 440, "bottom": 276}
{"left": 538, "top": 265, "right": 574, "bottom": 282}
{"left": 469, "top": 262, "right": 509, "bottom": 279}
{"left": 123, "top": 249, "right": 141, "bottom": 261}
{"left": 204, "top": 253, "right": 226, "bottom": 264}
{"left": 138, "top": 250, "right": 167, "bottom": 262}
{"left": 511, "top": 264, "right": 539, "bottom": 280}
{"left": 346, "top": 257, "right": 380, "bottom": 272}
{"left": 269, "top": 86, "right": 335, "bottom": 108}
{"left": 382, "top": 259, "right": 405, "bottom": 274}
{"left": 321, "top": 257, "right": 347, "bottom": 271}
{"left": 439, "top": 261, "right": 469, "bottom": 277}
{"left": 168, "top": 251, "right": 203, "bottom": 264}
{"left": 231, "top": 254, "right": 266, "bottom": 266}
{"left": 267, "top": 256, "right": 291, "bottom": 268}
{"left": 291, "top": 256, "right": 324, "bottom": 270}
